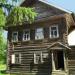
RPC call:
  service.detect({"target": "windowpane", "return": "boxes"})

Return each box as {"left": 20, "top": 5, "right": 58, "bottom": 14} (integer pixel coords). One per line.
{"left": 11, "top": 54, "right": 21, "bottom": 64}
{"left": 15, "top": 54, "right": 20, "bottom": 64}
{"left": 51, "top": 27, "right": 56, "bottom": 30}
{"left": 42, "top": 53, "right": 48, "bottom": 62}
{"left": 12, "top": 32, "right": 18, "bottom": 42}
{"left": 34, "top": 52, "right": 43, "bottom": 64}
{"left": 35, "top": 28, "right": 44, "bottom": 40}
{"left": 50, "top": 25, "right": 59, "bottom": 38}
{"left": 23, "top": 30, "right": 30, "bottom": 41}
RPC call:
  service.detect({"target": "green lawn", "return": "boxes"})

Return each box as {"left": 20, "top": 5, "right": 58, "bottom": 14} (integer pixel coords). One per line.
{"left": 0, "top": 64, "right": 6, "bottom": 70}
{"left": 0, "top": 64, "right": 9, "bottom": 75}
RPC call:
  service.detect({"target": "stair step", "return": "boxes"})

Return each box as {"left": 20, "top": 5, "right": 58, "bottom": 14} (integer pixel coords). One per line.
{"left": 52, "top": 71, "right": 67, "bottom": 75}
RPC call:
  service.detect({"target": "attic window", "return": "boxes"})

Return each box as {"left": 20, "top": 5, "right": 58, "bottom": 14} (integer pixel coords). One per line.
{"left": 50, "top": 25, "right": 59, "bottom": 38}
{"left": 23, "top": 29, "right": 30, "bottom": 41}
{"left": 35, "top": 28, "right": 44, "bottom": 40}
{"left": 12, "top": 32, "right": 18, "bottom": 42}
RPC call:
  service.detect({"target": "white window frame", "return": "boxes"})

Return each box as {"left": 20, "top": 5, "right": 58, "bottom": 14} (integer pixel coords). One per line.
{"left": 12, "top": 31, "right": 18, "bottom": 42}
{"left": 35, "top": 28, "right": 44, "bottom": 40}
{"left": 23, "top": 29, "right": 30, "bottom": 41}
{"left": 34, "top": 52, "right": 43, "bottom": 64}
{"left": 49, "top": 25, "right": 59, "bottom": 38}
{"left": 11, "top": 53, "right": 21, "bottom": 64}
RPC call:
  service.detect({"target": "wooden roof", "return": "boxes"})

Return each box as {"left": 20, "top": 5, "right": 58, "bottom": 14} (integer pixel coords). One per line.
{"left": 5, "top": 0, "right": 75, "bottom": 33}
{"left": 20, "top": 0, "right": 71, "bottom": 13}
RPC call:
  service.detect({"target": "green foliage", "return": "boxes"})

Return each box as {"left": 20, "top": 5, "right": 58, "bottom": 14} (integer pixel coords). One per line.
{"left": 0, "top": 8, "right": 6, "bottom": 27}
{"left": 0, "top": 0, "right": 6, "bottom": 3}
{"left": 6, "top": 7, "right": 37, "bottom": 26}
{"left": 0, "top": 28, "right": 7, "bottom": 64}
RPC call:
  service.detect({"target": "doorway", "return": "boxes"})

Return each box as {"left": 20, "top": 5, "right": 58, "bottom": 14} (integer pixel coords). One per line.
{"left": 53, "top": 51, "right": 64, "bottom": 70}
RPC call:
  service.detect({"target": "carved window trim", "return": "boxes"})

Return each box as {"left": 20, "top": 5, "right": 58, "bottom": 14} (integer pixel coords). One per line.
{"left": 23, "top": 29, "right": 30, "bottom": 41}
{"left": 49, "top": 25, "right": 59, "bottom": 38}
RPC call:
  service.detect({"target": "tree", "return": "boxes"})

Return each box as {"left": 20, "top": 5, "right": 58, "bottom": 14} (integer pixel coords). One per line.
{"left": 0, "top": 0, "right": 37, "bottom": 64}
{"left": 0, "top": 8, "right": 6, "bottom": 27}
{"left": 6, "top": 7, "right": 37, "bottom": 26}
{"left": 0, "top": 28, "right": 7, "bottom": 64}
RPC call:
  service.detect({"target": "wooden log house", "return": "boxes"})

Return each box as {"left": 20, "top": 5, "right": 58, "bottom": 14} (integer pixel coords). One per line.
{"left": 6, "top": 0, "right": 75, "bottom": 75}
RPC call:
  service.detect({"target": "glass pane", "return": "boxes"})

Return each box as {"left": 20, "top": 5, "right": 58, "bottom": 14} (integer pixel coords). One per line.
{"left": 54, "top": 31, "right": 57, "bottom": 36}
{"left": 51, "top": 27, "right": 56, "bottom": 30}
{"left": 14, "top": 33, "right": 17, "bottom": 35}
{"left": 15, "top": 54, "right": 20, "bottom": 64}
{"left": 23, "top": 30, "right": 30, "bottom": 40}
{"left": 36, "top": 54, "right": 41, "bottom": 64}
{"left": 35, "top": 28, "right": 44, "bottom": 39}
{"left": 50, "top": 26, "right": 58, "bottom": 38}
{"left": 13, "top": 32, "right": 18, "bottom": 41}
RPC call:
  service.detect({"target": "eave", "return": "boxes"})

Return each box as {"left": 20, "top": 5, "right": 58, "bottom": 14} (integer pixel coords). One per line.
{"left": 20, "top": 0, "right": 72, "bottom": 14}
{"left": 4, "top": 14, "right": 66, "bottom": 30}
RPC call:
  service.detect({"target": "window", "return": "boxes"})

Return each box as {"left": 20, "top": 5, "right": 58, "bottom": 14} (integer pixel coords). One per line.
{"left": 42, "top": 53, "right": 48, "bottom": 61}
{"left": 34, "top": 52, "right": 43, "bottom": 64}
{"left": 34, "top": 52, "right": 48, "bottom": 64}
{"left": 35, "top": 28, "right": 44, "bottom": 40}
{"left": 23, "top": 29, "right": 30, "bottom": 41}
{"left": 11, "top": 53, "right": 21, "bottom": 64}
{"left": 50, "top": 25, "right": 59, "bottom": 38}
{"left": 52, "top": 51, "right": 64, "bottom": 70}
{"left": 12, "top": 32, "right": 18, "bottom": 42}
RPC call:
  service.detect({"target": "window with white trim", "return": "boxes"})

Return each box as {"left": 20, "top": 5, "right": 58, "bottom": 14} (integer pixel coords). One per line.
{"left": 35, "top": 28, "right": 44, "bottom": 40}
{"left": 50, "top": 25, "right": 59, "bottom": 38}
{"left": 34, "top": 52, "right": 48, "bottom": 64}
{"left": 12, "top": 32, "right": 18, "bottom": 42}
{"left": 34, "top": 52, "right": 43, "bottom": 64}
{"left": 23, "top": 29, "right": 30, "bottom": 41}
{"left": 11, "top": 53, "right": 21, "bottom": 64}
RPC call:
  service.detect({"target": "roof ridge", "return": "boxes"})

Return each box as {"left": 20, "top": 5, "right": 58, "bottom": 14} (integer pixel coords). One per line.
{"left": 39, "top": 0, "right": 72, "bottom": 13}
{"left": 19, "top": 0, "right": 72, "bottom": 13}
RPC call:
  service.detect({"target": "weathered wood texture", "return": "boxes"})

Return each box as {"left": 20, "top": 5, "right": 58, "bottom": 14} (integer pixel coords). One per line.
{"left": 6, "top": 0, "right": 75, "bottom": 75}
{"left": 68, "top": 46, "right": 75, "bottom": 75}
{"left": 7, "top": 17, "right": 68, "bottom": 75}
{"left": 8, "top": 17, "right": 67, "bottom": 44}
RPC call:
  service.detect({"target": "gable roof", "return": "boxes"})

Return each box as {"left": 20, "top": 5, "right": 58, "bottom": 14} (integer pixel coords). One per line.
{"left": 20, "top": 0, "right": 72, "bottom": 14}
{"left": 47, "top": 42, "right": 71, "bottom": 50}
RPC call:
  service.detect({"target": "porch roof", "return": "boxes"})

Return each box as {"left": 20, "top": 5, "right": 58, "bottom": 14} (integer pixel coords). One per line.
{"left": 47, "top": 42, "right": 71, "bottom": 50}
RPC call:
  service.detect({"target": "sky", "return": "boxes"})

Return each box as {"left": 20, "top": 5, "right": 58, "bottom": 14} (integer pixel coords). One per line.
{"left": 4, "top": 0, "right": 75, "bottom": 45}
{"left": 48, "top": 0, "right": 75, "bottom": 12}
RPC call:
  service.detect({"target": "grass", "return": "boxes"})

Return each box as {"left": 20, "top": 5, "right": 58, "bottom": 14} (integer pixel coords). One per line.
{"left": 0, "top": 64, "right": 9, "bottom": 75}
{"left": 0, "top": 64, "right": 6, "bottom": 70}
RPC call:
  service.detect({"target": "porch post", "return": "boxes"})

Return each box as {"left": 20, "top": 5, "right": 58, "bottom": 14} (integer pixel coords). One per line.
{"left": 52, "top": 51, "right": 55, "bottom": 71}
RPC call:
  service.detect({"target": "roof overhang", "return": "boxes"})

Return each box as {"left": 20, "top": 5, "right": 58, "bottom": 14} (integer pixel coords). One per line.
{"left": 20, "top": 0, "right": 72, "bottom": 14}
